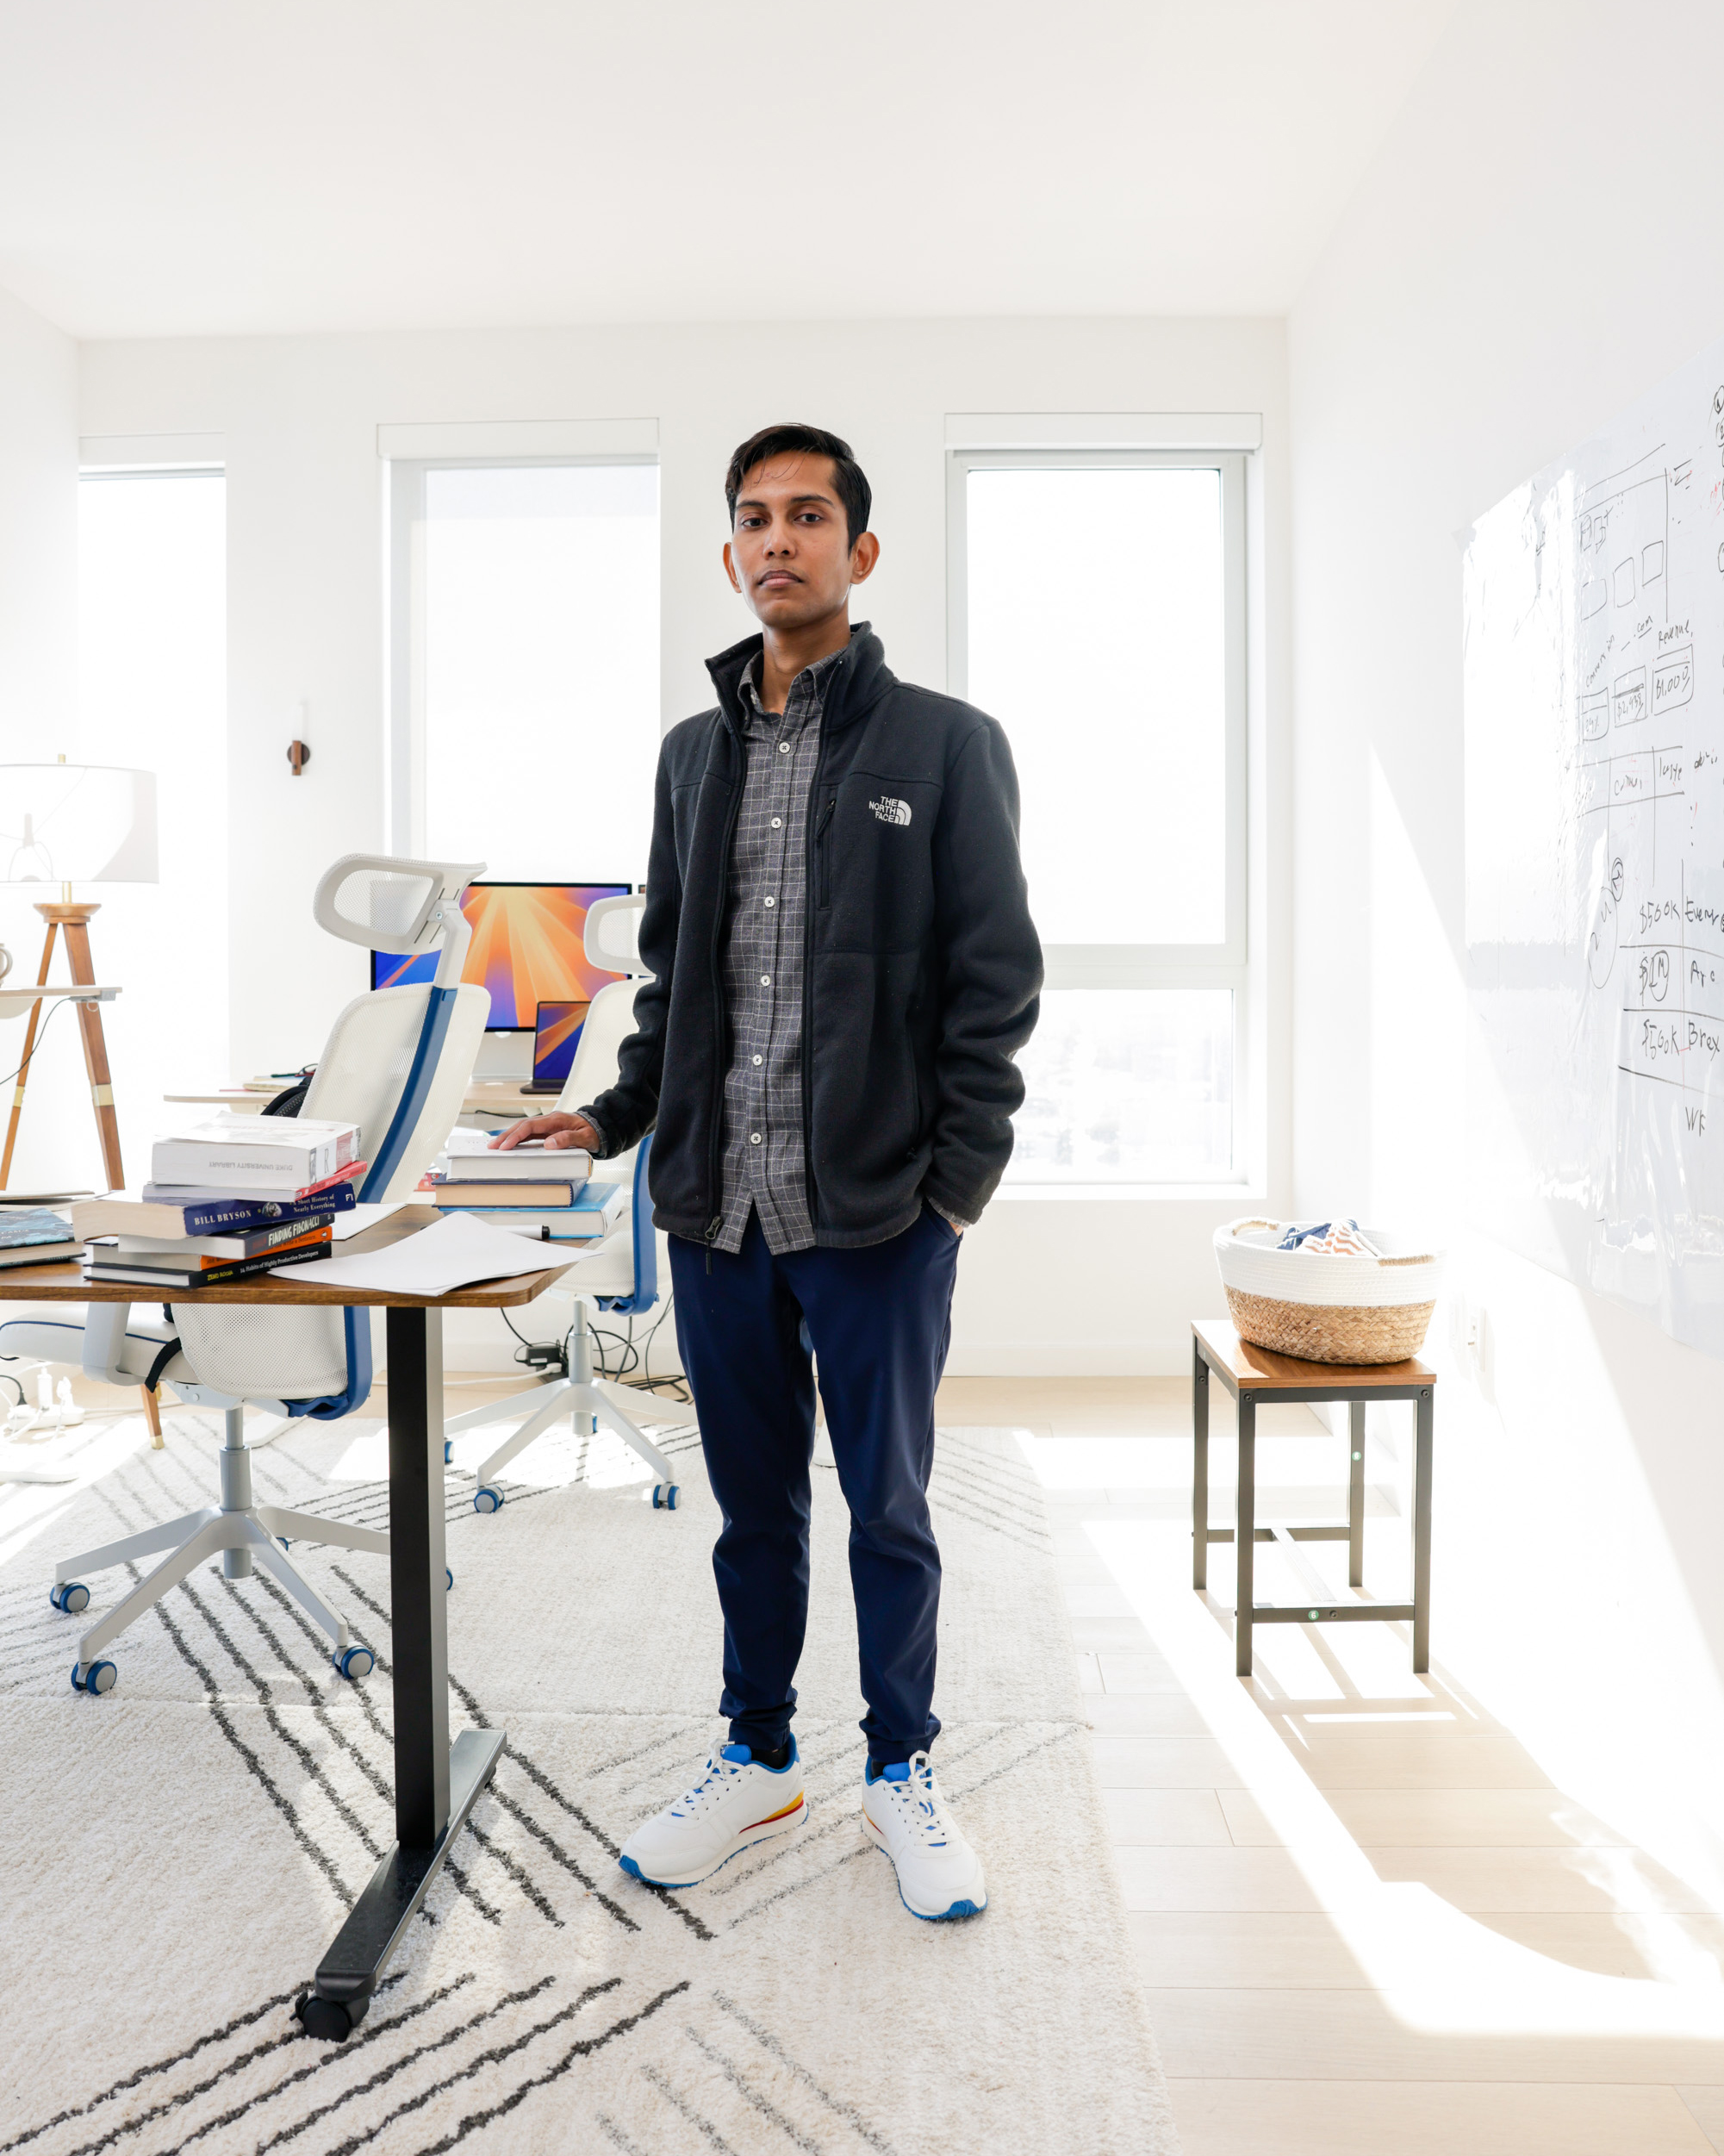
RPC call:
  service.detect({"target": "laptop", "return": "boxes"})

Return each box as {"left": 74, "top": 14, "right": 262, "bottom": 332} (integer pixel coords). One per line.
{"left": 519, "top": 999, "right": 588, "bottom": 1095}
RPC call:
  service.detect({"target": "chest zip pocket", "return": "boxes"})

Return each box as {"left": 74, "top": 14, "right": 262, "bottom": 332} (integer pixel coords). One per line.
{"left": 815, "top": 797, "right": 837, "bottom": 908}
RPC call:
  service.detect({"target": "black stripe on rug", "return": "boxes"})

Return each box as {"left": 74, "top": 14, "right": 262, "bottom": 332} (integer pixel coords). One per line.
{"left": 710, "top": 1990, "right": 899, "bottom": 2156}
{"left": 247, "top": 1977, "right": 564, "bottom": 2154}
{"left": 88, "top": 1978, "right": 479, "bottom": 2156}
{"left": 0, "top": 1985, "right": 302, "bottom": 2154}
{"left": 640, "top": 2059, "right": 743, "bottom": 2153}
{"left": 681, "top": 2023, "right": 822, "bottom": 2154}
{"left": 390, "top": 1980, "right": 690, "bottom": 2156}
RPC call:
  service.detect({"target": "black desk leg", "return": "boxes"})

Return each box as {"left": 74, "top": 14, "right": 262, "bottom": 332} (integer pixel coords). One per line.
{"left": 296, "top": 1305, "right": 506, "bottom": 2043}
{"left": 1348, "top": 1401, "right": 1366, "bottom": 1589}
{"left": 1192, "top": 1340, "right": 1210, "bottom": 1592}
{"left": 1235, "top": 1393, "right": 1255, "bottom": 1679}
{"left": 1412, "top": 1386, "right": 1434, "bottom": 1673}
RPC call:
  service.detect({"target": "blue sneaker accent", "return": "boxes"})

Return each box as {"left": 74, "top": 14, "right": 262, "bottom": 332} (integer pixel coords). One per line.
{"left": 727, "top": 1737, "right": 799, "bottom": 1773}
{"left": 866, "top": 1758, "right": 912, "bottom": 1785}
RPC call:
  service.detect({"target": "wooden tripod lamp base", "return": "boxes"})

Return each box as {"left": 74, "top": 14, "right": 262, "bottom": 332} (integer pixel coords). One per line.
{"left": 0, "top": 902, "right": 125, "bottom": 1193}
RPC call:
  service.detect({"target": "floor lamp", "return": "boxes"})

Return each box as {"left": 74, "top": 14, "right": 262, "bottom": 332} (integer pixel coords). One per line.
{"left": 0, "top": 761, "right": 157, "bottom": 1195}
{"left": 0, "top": 762, "right": 159, "bottom": 1443}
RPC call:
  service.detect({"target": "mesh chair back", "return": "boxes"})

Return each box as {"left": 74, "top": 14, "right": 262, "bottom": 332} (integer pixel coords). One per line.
{"left": 557, "top": 978, "right": 644, "bottom": 1115}
{"left": 303, "top": 984, "right": 488, "bottom": 1200}
{"left": 173, "top": 981, "right": 488, "bottom": 1404}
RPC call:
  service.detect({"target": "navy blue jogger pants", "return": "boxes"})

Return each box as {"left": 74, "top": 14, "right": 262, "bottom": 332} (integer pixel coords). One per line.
{"left": 668, "top": 1204, "right": 960, "bottom": 1766}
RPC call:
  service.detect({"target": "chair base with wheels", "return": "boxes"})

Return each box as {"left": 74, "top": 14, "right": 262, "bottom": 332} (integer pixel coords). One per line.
{"left": 446, "top": 1131, "right": 682, "bottom": 1511}
{"left": 54, "top": 1402, "right": 387, "bottom": 1690}
{"left": 449, "top": 1289, "right": 678, "bottom": 1511}
{"left": 16, "top": 853, "right": 489, "bottom": 1696}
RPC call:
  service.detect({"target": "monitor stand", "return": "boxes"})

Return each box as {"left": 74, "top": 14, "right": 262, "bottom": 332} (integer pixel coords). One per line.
{"left": 472, "top": 1032, "right": 532, "bottom": 1082}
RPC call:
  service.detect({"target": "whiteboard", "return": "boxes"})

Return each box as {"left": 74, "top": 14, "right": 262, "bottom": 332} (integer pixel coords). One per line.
{"left": 1465, "top": 337, "right": 1724, "bottom": 1353}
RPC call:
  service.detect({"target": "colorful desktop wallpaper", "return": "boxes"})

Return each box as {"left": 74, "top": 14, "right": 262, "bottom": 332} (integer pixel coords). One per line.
{"left": 372, "top": 882, "right": 630, "bottom": 1029}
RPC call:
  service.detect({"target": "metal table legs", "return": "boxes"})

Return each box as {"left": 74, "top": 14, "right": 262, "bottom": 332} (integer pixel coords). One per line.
{"left": 1192, "top": 1349, "right": 1435, "bottom": 1679}
{"left": 296, "top": 1305, "right": 505, "bottom": 2042}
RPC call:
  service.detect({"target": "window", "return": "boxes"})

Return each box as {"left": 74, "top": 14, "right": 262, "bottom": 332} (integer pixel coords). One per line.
{"left": 388, "top": 458, "right": 659, "bottom": 882}
{"left": 74, "top": 464, "right": 227, "bottom": 1184}
{"left": 948, "top": 450, "right": 1247, "bottom": 1182}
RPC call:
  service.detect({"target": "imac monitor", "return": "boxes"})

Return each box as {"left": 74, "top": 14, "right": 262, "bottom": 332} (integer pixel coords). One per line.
{"left": 370, "top": 882, "right": 631, "bottom": 1030}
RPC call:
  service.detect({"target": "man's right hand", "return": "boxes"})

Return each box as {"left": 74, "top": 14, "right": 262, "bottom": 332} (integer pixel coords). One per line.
{"left": 491, "top": 1112, "right": 603, "bottom": 1154}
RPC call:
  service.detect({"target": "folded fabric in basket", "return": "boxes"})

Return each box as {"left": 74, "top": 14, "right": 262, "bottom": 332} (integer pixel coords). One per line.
{"left": 1276, "top": 1218, "right": 1381, "bottom": 1256}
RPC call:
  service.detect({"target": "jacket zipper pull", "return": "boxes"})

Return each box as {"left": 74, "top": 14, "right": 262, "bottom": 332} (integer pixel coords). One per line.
{"left": 817, "top": 797, "right": 836, "bottom": 835}
{"left": 705, "top": 1212, "right": 722, "bottom": 1274}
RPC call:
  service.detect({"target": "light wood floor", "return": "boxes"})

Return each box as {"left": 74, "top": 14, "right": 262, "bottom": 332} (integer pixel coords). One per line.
{"left": 934, "top": 1375, "right": 1724, "bottom": 2156}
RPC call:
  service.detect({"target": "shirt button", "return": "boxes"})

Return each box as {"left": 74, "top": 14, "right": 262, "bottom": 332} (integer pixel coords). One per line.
{"left": 750, "top": 1132, "right": 762, "bottom": 1145}
{"left": 752, "top": 1054, "right": 762, "bottom": 1066}
{"left": 770, "top": 817, "right": 782, "bottom": 829}
{"left": 763, "top": 894, "right": 775, "bottom": 907}
{"left": 760, "top": 974, "right": 771, "bottom": 986}
{"left": 777, "top": 741, "right": 791, "bottom": 754}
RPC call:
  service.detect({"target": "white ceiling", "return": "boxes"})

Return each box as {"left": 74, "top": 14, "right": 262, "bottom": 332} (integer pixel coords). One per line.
{"left": 0, "top": 1, "right": 1457, "bottom": 341}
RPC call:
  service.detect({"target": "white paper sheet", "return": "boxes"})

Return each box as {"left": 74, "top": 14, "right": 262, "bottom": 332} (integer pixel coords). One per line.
{"left": 331, "top": 1201, "right": 407, "bottom": 1242}
{"left": 299, "top": 1211, "right": 563, "bottom": 1297}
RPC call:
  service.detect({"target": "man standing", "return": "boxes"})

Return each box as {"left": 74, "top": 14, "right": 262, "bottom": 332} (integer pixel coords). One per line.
{"left": 497, "top": 422, "right": 1041, "bottom": 1920}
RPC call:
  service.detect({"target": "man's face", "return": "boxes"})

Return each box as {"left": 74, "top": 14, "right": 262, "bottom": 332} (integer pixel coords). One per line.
{"left": 724, "top": 453, "right": 876, "bottom": 628}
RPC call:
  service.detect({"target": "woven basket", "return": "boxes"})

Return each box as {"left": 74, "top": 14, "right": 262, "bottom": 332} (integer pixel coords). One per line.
{"left": 1214, "top": 1218, "right": 1443, "bottom": 1365}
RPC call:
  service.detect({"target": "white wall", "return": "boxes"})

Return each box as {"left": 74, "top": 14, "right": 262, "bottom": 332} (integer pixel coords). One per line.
{"left": 1290, "top": 0, "right": 1724, "bottom": 1901}
{"left": 79, "top": 316, "right": 1293, "bottom": 1374}
{"left": 0, "top": 284, "right": 84, "bottom": 1193}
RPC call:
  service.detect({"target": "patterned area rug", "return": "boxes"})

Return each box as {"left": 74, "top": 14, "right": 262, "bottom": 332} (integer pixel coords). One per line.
{"left": 0, "top": 1405, "right": 1175, "bottom": 2155}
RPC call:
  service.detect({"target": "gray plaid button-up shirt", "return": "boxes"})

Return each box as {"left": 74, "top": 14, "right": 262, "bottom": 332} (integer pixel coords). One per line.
{"left": 710, "top": 636, "right": 853, "bottom": 1254}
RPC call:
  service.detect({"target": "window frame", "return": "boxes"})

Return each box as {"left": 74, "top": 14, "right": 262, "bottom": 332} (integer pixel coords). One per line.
{"left": 384, "top": 451, "right": 659, "bottom": 858}
{"left": 946, "top": 443, "right": 1250, "bottom": 1184}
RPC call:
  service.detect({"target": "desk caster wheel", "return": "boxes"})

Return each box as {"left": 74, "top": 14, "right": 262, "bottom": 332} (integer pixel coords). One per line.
{"left": 444, "top": 1439, "right": 453, "bottom": 1464}
{"left": 333, "top": 1644, "right": 375, "bottom": 1681}
{"left": 652, "top": 1484, "right": 679, "bottom": 1511}
{"left": 295, "top": 1992, "right": 365, "bottom": 2042}
{"left": 474, "top": 1486, "right": 504, "bottom": 1514}
{"left": 50, "top": 1582, "right": 90, "bottom": 1613}
{"left": 446, "top": 1567, "right": 454, "bottom": 1591}
{"left": 72, "top": 1660, "right": 116, "bottom": 1694}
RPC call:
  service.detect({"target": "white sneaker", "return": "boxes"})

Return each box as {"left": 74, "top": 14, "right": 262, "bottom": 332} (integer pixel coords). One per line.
{"left": 861, "top": 1750, "right": 988, "bottom": 1920}
{"left": 618, "top": 1741, "right": 806, "bottom": 1889}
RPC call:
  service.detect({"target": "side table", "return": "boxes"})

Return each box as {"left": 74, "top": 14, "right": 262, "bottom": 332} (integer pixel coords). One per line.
{"left": 1192, "top": 1317, "right": 1435, "bottom": 1678}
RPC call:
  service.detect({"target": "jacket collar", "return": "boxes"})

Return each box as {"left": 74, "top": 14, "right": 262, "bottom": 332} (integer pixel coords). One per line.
{"left": 706, "top": 622, "right": 895, "bottom": 739}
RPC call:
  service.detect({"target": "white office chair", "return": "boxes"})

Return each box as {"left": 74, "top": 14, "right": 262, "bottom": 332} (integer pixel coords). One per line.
{"left": 9, "top": 854, "right": 489, "bottom": 1695}
{"left": 445, "top": 892, "right": 682, "bottom": 1511}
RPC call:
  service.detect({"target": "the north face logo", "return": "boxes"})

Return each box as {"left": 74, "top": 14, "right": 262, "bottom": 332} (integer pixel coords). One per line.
{"left": 869, "top": 796, "right": 912, "bottom": 826}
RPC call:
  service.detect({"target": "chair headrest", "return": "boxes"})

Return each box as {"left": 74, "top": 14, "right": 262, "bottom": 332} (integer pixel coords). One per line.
{"left": 584, "top": 892, "right": 648, "bottom": 974}
{"left": 314, "top": 854, "right": 485, "bottom": 953}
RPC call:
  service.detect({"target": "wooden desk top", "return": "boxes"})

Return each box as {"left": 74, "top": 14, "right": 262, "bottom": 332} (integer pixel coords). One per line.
{"left": 1192, "top": 1316, "right": 1436, "bottom": 1393}
{"left": 0, "top": 1206, "right": 574, "bottom": 1309}
{"left": 165, "top": 1082, "right": 537, "bottom": 1119}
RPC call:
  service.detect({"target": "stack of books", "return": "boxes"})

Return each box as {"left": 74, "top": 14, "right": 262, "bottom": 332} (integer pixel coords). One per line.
{"left": 428, "top": 1131, "right": 626, "bottom": 1243}
{"left": 75, "top": 1114, "right": 367, "bottom": 1292}
{"left": 0, "top": 1206, "right": 85, "bottom": 1270}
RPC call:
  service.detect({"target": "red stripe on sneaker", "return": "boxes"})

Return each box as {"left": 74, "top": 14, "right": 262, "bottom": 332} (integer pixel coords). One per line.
{"left": 741, "top": 1794, "right": 806, "bottom": 1834}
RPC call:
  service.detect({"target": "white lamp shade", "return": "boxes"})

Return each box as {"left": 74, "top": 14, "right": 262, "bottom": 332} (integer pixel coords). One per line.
{"left": 0, "top": 764, "right": 158, "bottom": 884}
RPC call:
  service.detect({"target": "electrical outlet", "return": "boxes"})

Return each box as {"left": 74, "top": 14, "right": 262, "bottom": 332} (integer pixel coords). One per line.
{"left": 1448, "top": 1295, "right": 1494, "bottom": 1399}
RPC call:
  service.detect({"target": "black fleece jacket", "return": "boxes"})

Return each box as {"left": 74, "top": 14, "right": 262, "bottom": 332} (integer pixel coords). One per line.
{"left": 587, "top": 626, "right": 1042, "bottom": 1249}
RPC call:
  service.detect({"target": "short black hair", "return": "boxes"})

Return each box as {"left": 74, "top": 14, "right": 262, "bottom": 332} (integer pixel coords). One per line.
{"left": 725, "top": 422, "right": 872, "bottom": 548}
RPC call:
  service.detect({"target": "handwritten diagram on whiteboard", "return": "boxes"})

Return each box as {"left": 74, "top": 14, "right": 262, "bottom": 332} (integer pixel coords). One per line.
{"left": 1465, "top": 339, "right": 1724, "bottom": 1353}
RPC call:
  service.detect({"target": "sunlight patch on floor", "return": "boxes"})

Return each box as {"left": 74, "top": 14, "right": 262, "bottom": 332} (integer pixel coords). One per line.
{"left": 1091, "top": 1516, "right": 1724, "bottom": 2038}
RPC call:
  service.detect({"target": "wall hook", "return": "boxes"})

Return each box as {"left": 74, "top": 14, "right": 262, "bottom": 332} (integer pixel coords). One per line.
{"left": 288, "top": 739, "right": 311, "bottom": 776}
